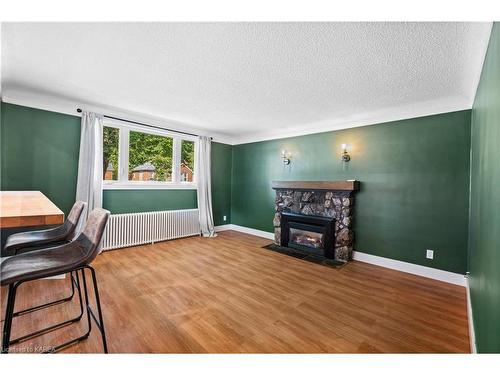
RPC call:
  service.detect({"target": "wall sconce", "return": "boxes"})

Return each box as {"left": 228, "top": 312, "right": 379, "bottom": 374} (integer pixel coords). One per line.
{"left": 341, "top": 144, "right": 351, "bottom": 162}
{"left": 281, "top": 150, "right": 291, "bottom": 165}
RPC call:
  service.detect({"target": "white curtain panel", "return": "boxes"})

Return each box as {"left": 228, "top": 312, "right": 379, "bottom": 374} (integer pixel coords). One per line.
{"left": 76, "top": 111, "right": 104, "bottom": 221}
{"left": 196, "top": 136, "right": 216, "bottom": 237}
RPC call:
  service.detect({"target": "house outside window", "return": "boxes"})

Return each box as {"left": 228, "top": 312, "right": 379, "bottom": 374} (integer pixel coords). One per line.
{"left": 130, "top": 162, "right": 156, "bottom": 181}
{"left": 180, "top": 162, "right": 193, "bottom": 182}
{"left": 104, "top": 162, "right": 115, "bottom": 180}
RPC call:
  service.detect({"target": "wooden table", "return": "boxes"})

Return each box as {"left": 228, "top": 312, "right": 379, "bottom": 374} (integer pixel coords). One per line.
{"left": 0, "top": 191, "right": 64, "bottom": 228}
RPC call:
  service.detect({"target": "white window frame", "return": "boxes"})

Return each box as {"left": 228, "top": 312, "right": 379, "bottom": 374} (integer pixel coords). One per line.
{"left": 102, "top": 118, "right": 198, "bottom": 190}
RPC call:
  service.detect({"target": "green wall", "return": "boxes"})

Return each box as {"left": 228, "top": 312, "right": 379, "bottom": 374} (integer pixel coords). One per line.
{"left": 469, "top": 23, "right": 500, "bottom": 353}
{"left": 1, "top": 102, "right": 81, "bottom": 215}
{"left": 0, "top": 102, "right": 231, "bottom": 222}
{"left": 231, "top": 111, "right": 471, "bottom": 274}
{"left": 102, "top": 190, "right": 197, "bottom": 214}
{"left": 211, "top": 142, "right": 232, "bottom": 226}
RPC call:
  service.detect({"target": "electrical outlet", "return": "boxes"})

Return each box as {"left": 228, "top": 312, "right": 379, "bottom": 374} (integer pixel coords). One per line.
{"left": 426, "top": 249, "right": 434, "bottom": 260}
{"left": 223, "top": 215, "right": 227, "bottom": 222}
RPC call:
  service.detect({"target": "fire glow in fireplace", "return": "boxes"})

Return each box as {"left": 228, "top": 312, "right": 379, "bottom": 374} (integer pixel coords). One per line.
{"left": 280, "top": 212, "right": 335, "bottom": 258}
{"left": 290, "top": 228, "right": 323, "bottom": 249}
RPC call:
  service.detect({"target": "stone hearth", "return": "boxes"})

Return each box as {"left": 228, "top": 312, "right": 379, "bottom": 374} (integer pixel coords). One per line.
{"left": 272, "top": 180, "right": 359, "bottom": 262}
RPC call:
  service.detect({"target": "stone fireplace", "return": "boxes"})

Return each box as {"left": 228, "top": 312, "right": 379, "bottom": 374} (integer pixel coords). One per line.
{"left": 272, "top": 180, "right": 359, "bottom": 262}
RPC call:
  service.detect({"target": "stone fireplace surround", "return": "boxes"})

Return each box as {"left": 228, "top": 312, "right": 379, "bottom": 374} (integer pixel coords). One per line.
{"left": 272, "top": 180, "right": 360, "bottom": 262}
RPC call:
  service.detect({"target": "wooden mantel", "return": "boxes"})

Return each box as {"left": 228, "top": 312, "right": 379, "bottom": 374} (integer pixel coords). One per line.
{"left": 271, "top": 180, "right": 359, "bottom": 191}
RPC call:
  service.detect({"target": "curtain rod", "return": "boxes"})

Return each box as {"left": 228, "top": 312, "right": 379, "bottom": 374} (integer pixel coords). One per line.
{"left": 76, "top": 108, "right": 210, "bottom": 139}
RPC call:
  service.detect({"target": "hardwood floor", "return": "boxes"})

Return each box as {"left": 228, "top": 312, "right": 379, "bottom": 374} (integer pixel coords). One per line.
{"left": 1, "top": 230, "right": 470, "bottom": 353}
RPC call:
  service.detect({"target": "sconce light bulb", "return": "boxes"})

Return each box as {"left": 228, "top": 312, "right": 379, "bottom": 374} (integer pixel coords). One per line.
{"left": 341, "top": 143, "right": 350, "bottom": 162}
{"left": 281, "top": 149, "right": 291, "bottom": 165}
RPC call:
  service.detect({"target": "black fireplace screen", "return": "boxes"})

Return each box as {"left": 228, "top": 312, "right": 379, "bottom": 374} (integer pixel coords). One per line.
{"left": 280, "top": 212, "right": 335, "bottom": 258}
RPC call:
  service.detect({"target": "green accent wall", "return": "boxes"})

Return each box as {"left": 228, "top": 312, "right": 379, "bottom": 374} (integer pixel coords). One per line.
{"left": 211, "top": 142, "right": 232, "bottom": 226}
{"left": 1, "top": 102, "right": 81, "bottom": 215}
{"left": 469, "top": 23, "right": 500, "bottom": 353}
{"left": 102, "top": 189, "right": 197, "bottom": 214}
{"left": 231, "top": 110, "right": 471, "bottom": 274}
{"left": 0, "top": 102, "right": 231, "bottom": 221}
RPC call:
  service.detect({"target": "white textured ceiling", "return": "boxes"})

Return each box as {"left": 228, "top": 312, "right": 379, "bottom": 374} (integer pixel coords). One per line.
{"left": 1, "top": 22, "right": 492, "bottom": 143}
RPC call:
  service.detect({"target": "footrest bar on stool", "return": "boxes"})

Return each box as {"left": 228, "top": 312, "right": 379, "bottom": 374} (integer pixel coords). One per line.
{"left": 9, "top": 314, "right": 83, "bottom": 345}
{"left": 12, "top": 273, "right": 78, "bottom": 317}
{"left": 8, "top": 272, "right": 84, "bottom": 346}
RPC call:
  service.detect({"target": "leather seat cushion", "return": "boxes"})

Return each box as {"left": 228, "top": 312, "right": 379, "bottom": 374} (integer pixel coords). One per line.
{"left": 4, "top": 229, "right": 67, "bottom": 254}
{"left": 1, "top": 241, "right": 88, "bottom": 286}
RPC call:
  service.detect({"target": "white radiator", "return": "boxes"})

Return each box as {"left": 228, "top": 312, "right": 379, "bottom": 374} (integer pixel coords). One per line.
{"left": 101, "top": 209, "right": 200, "bottom": 251}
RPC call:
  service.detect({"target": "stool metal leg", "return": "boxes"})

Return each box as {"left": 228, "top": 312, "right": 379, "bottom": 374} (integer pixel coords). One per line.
{"left": 87, "top": 266, "right": 108, "bottom": 353}
{"left": 80, "top": 268, "right": 93, "bottom": 337}
{"left": 2, "top": 283, "right": 19, "bottom": 354}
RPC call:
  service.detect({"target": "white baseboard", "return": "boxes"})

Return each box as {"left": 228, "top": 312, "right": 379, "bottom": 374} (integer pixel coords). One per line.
{"left": 214, "top": 224, "right": 233, "bottom": 232}
{"left": 215, "top": 224, "right": 466, "bottom": 286}
{"left": 466, "top": 276, "right": 477, "bottom": 353}
{"left": 352, "top": 251, "right": 466, "bottom": 286}
{"left": 215, "top": 224, "right": 275, "bottom": 240}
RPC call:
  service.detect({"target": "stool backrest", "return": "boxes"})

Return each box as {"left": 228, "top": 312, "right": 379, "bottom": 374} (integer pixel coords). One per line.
{"left": 68, "top": 201, "right": 87, "bottom": 226}
{"left": 25, "top": 201, "right": 87, "bottom": 245}
{"left": 74, "top": 208, "right": 110, "bottom": 266}
{"left": 63, "top": 201, "right": 87, "bottom": 239}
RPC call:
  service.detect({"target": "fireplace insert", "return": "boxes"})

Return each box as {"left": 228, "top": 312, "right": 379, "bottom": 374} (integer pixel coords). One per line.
{"left": 280, "top": 212, "right": 335, "bottom": 258}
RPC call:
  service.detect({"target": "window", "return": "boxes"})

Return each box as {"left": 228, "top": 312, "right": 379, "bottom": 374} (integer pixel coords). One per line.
{"left": 129, "top": 131, "right": 173, "bottom": 182}
{"left": 103, "top": 127, "right": 119, "bottom": 181}
{"left": 181, "top": 140, "right": 195, "bottom": 182}
{"left": 102, "top": 122, "right": 197, "bottom": 189}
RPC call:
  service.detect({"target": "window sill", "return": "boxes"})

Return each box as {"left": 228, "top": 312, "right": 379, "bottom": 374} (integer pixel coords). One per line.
{"left": 103, "top": 182, "right": 197, "bottom": 190}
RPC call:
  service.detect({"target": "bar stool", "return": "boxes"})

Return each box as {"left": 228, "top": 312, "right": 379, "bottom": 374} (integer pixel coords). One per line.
{"left": 2, "top": 201, "right": 86, "bottom": 319}
{"left": 4, "top": 201, "right": 86, "bottom": 256}
{"left": 1, "top": 208, "right": 110, "bottom": 354}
